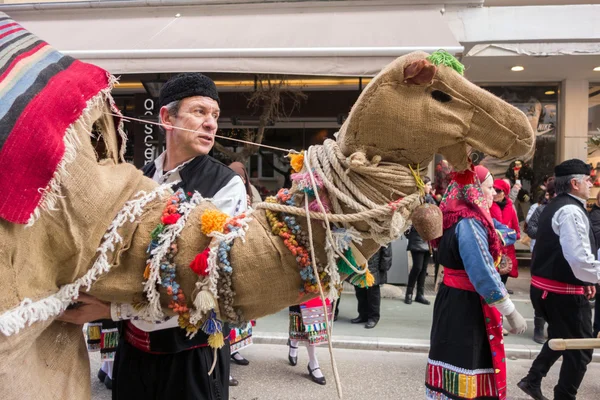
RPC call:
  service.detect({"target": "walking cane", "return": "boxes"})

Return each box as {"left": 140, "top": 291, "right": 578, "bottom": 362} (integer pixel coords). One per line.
{"left": 549, "top": 337, "right": 600, "bottom": 350}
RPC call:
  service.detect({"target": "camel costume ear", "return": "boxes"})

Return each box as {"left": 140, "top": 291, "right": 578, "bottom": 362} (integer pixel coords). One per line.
{"left": 336, "top": 51, "right": 534, "bottom": 171}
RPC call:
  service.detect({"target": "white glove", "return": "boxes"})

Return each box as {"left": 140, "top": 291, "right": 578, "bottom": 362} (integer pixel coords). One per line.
{"left": 505, "top": 309, "right": 527, "bottom": 335}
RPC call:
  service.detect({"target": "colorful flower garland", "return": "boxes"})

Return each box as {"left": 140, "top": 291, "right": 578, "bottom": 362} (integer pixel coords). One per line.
{"left": 143, "top": 190, "right": 197, "bottom": 334}
{"left": 265, "top": 189, "right": 330, "bottom": 294}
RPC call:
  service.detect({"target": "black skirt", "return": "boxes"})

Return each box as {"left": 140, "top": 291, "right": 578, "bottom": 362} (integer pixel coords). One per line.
{"left": 112, "top": 339, "right": 230, "bottom": 400}
{"left": 426, "top": 283, "right": 497, "bottom": 400}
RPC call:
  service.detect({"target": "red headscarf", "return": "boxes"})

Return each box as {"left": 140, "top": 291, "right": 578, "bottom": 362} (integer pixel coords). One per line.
{"left": 437, "top": 165, "right": 502, "bottom": 262}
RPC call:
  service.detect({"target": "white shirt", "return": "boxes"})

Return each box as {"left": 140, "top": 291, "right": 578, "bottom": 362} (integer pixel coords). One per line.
{"left": 111, "top": 152, "right": 248, "bottom": 330}
{"left": 551, "top": 194, "right": 600, "bottom": 284}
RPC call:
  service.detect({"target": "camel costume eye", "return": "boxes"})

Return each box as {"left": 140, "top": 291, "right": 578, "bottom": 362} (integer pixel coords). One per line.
{"left": 431, "top": 90, "right": 452, "bottom": 103}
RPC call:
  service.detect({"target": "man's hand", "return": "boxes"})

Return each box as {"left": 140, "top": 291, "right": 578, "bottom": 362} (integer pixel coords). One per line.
{"left": 57, "top": 293, "right": 111, "bottom": 325}
{"left": 585, "top": 285, "right": 596, "bottom": 300}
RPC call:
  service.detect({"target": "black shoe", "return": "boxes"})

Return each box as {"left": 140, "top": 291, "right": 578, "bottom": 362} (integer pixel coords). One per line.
{"left": 508, "top": 289, "right": 514, "bottom": 295}
{"left": 97, "top": 368, "right": 107, "bottom": 383}
{"left": 104, "top": 376, "right": 113, "bottom": 390}
{"left": 517, "top": 378, "right": 548, "bottom": 400}
{"left": 287, "top": 339, "right": 298, "bottom": 366}
{"left": 229, "top": 377, "right": 239, "bottom": 387}
{"left": 307, "top": 364, "right": 326, "bottom": 385}
{"left": 231, "top": 354, "right": 250, "bottom": 366}
{"left": 405, "top": 288, "right": 414, "bottom": 305}
{"left": 533, "top": 317, "right": 546, "bottom": 345}
{"left": 334, "top": 314, "right": 338, "bottom": 322}
{"left": 365, "top": 320, "right": 377, "bottom": 329}
{"left": 350, "top": 316, "right": 366, "bottom": 324}
{"left": 414, "top": 294, "right": 430, "bottom": 305}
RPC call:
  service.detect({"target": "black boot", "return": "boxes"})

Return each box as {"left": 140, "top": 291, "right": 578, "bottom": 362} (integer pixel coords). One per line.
{"left": 415, "top": 287, "right": 430, "bottom": 305}
{"left": 517, "top": 377, "right": 548, "bottom": 400}
{"left": 533, "top": 317, "right": 545, "bottom": 344}
{"left": 404, "top": 287, "right": 413, "bottom": 305}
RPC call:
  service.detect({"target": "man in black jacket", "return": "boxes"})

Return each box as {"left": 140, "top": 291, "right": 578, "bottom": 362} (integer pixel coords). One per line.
{"left": 518, "top": 159, "right": 600, "bottom": 400}
{"left": 58, "top": 73, "right": 247, "bottom": 400}
{"left": 350, "top": 245, "right": 392, "bottom": 329}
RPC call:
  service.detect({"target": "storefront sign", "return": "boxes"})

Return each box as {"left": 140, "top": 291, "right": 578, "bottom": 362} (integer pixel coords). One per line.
{"left": 133, "top": 94, "right": 164, "bottom": 168}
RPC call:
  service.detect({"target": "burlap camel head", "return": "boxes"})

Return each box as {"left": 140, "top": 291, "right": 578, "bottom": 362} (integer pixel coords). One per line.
{"left": 337, "top": 51, "right": 534, "bottom": 171}
{"left": 0, "top": 13, "right": 534, "bottom": 400}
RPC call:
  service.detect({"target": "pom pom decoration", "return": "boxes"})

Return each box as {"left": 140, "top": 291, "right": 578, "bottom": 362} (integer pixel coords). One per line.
{"left": 288, "top": 152, "right": 305, "bottom": 173}
{"left": 161, "top": 213, "right": 181, "bottom": 225}
{"left": 189, "top": 248, "right": 210, "bottom": 276}
{"left": 200, "top": 210, "right": 229, "bottom": 235}
{"left": 208, "top": 332, "right": 225, "bottom": 349}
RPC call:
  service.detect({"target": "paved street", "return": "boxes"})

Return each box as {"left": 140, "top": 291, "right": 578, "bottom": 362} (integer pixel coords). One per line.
{"left": 91, "top": 344, "right": 600, "bottom": 400}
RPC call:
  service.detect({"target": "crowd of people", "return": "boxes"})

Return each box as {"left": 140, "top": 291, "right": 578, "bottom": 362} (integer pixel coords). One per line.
{"left": 56, "top": 72, "right": 599, "bottom": 400}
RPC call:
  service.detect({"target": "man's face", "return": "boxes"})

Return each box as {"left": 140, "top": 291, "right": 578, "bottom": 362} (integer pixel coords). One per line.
{"left": 161, "top": 96, "right": 220, "bottom": 157}
{"left": 571, "top": 175, "right": 592, "bottom": 200}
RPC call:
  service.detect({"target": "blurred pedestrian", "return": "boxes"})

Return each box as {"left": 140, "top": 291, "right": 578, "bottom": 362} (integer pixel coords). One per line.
{"left": 490, "top": 179, "right": 521, "bottom": 290}
{"left": 351, "top": 244, "right": 392, "bottom": 328}
{"left": 405, "top": 177, "right": 436, "bottom": 305}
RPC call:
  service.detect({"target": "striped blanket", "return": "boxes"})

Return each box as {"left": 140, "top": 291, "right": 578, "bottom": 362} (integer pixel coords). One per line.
{"left": 0, "top": 13, "right": 114, "bottom": 224}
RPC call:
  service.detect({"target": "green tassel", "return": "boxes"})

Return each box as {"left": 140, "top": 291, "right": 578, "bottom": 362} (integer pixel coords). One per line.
{"left": 349, "top": 269, "right": 375, "bottom": 288}
{"left": 427, "top": 50, "right": 465, "bottom": 75}
{"left": 336, "top": 249, "right": 358, "bottom": 276}
{"left": 151, "top": 223, "right": 165, "bottom": 240}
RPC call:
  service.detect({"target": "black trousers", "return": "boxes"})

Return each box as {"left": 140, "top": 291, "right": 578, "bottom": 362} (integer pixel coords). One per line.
{"left": 112, "top": 339, "right": 230, "bottom": 400}
{"left": 355, "top": 285, "right": 381, "bottom": 323}
{"left": 408, "top": 251, "right": 430, "bottom": 291}
{"left": 594, "top": 285, "right": 600, "bottom": 338}
{"left": 526, "top": 286, "right": 593, "bottom": 400}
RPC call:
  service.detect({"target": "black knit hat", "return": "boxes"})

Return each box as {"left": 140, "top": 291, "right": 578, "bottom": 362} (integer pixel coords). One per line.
{"left": 554, "top": 159, "right": 591, "bottom": 177}
{"left": 158, "top": 73, "right": 219, "bottom": 108}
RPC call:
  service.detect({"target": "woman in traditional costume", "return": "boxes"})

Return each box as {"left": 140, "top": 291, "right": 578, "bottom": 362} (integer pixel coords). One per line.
{"left": 426, "top": 165, "right": 527, "bottom": 400}
{"left": 287, "top": 297, "right": 331, "bottom": 385}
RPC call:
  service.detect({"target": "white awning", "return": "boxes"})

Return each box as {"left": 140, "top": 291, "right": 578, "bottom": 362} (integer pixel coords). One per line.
{"left": 7, "top": 3, "right": 461, "bottom": 76}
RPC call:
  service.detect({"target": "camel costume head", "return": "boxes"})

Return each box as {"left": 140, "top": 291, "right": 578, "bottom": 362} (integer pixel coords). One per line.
{"left": 0, "top": 13, "right": 533, "bottom": 400}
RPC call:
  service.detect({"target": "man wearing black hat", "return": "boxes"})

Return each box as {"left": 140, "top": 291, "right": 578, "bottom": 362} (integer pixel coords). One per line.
{"left": 59, "top": 73, "right": 247, "bottom": 399}
{"left": 518, "top": 159, "right": 600, "bottom": 400}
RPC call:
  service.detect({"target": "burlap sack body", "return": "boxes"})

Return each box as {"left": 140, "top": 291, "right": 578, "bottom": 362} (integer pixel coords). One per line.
{"left": 0, "top": 105, "right": 158, "bottom": 399}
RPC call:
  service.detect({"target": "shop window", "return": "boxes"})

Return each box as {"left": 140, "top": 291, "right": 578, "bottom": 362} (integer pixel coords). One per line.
{"left": 587, "top": 83, "right": 600, "bottom": 198}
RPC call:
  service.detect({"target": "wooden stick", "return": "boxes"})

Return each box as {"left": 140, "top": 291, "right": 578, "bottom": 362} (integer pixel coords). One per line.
{"left": 549, "top": 338, "right": 600, "bottom": 351}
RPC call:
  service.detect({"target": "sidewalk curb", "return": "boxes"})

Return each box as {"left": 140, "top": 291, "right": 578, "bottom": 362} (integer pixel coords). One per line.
{"left": 254, "top": 333, "right": 600, "bottom": 363}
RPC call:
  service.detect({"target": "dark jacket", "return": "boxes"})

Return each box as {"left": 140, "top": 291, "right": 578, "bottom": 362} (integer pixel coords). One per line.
{"left": 367, "top": 245, "right": 393, "bottom": 286}
{"left": 589, "top": 204, "right": 600, "bottom": 249}
{"left": 525, "top": 204, "right": 546, "bottom": 240}
{"left": 531, "top": 194, "right": 597, "bottom": 286}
